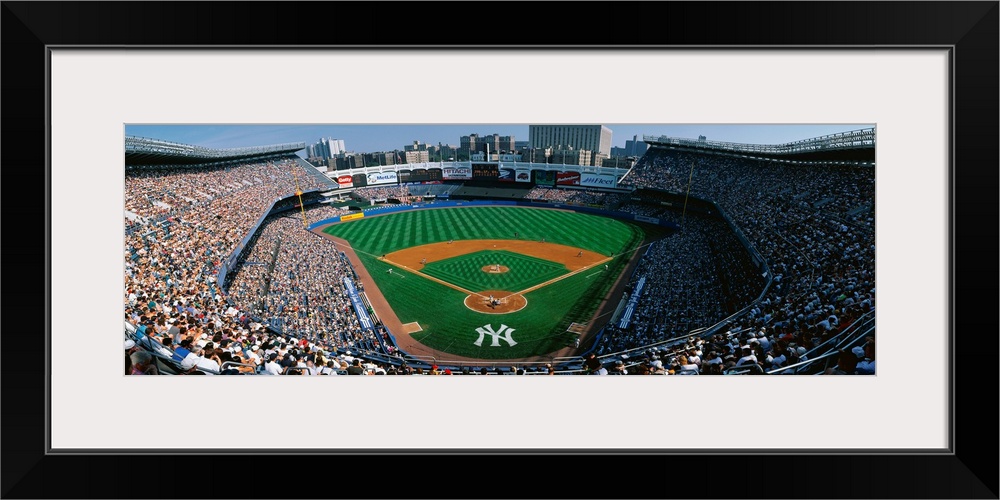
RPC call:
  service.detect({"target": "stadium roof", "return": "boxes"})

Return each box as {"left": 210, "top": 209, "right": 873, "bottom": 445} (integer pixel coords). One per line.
{"left": 643, "top": 128, "right": 875, "bottom": 162}
{"left": 125, "top": 136, "right": 305, "bottom": 166}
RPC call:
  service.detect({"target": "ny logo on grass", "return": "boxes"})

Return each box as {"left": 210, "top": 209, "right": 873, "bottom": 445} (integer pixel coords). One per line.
{"left": 474, "top": 324, "right": 518, "bottom": 347}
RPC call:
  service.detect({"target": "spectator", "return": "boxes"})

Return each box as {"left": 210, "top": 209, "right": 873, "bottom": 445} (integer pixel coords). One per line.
{"left": 129, "top": 351, "right": 159, "bottom": 375}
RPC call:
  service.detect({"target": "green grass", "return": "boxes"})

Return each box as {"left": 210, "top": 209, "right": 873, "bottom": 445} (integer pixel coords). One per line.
{"left": 323, "top": 206, "right": 634, "bottom": 256}
{"left": 323, "top": 206, "right": 652, "bottom": 359}
{"left": 421, "top": 250, "right": 567, "bottom": 292}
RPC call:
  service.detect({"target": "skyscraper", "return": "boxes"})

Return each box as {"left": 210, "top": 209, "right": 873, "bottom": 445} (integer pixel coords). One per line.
{"left": 624, "top": 135, "right": 648, "bottom": 157}
{"left": 528, "top": 125, "right": 612, "bottom": 158}
{"left": 312, "top": 138, "right": 346, "bottom": 159}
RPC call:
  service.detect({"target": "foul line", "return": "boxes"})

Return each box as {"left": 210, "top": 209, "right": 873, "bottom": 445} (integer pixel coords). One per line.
{"left": 380, "top": 257, "right": 484, "bottom": 297}
{"left": 338, "top": 244, "right": 486, "bottom": 298}
{"left": 500, "top": 256, "right": 615, "bottom": 302}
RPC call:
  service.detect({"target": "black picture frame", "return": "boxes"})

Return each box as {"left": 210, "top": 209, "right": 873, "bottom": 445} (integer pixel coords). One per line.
{"left": 3, "top": 2, "right": 997, "bottom": 499}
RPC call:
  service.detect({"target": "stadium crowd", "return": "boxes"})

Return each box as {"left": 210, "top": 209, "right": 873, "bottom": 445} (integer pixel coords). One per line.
{"left": 524, "top": 186, "right": 627, "bottom": 209}
{"left": 125, "top": 157, "right": 403, "bottom": 375}
{"left": 598, "top": 148, "right": 876, "bottom": 373}
{"left": 124, "top": 146, "right": 875, "bottom": 375}
{"left": 225, "top": 206, "right": 393, "bottom": 355}
{"left": 598, "top": 208, "right": 765, "bottom": 355}
{"left": 353, "top": 185, "right": 410, "bottom": 201}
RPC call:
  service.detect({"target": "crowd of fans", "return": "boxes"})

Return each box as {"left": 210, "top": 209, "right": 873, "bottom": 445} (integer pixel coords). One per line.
{"left": 524, "top": 186, "right": 627, "bottom": 209}
{"left": 353, "top": 185, "right": 411, "bottom": 201}
{"left": 598, "top": 208, "right": 765, "bottom": 354}
{"left": 579, "top": 328, "right": 875, "bottom": 375}
{"left": 124, "top": 147, "right": 875, "bottom": 375}
{"left": 225, "top": 205, "right": 393, "bottom": 355}
{"left": 599, "top": 148, "right": 876, "bottom": 373}
{"left": 125, "top": 157, "right": 403, "bottom": 375}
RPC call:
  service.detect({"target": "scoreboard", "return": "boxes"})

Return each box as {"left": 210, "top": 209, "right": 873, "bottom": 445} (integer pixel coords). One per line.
{"left": 472, "top": 163, "right": 499, "bottom": 179}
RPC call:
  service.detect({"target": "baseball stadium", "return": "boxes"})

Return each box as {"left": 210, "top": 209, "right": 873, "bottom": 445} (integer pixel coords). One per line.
{"left": 124, "top": 126, "right": 876, "bottom": 376}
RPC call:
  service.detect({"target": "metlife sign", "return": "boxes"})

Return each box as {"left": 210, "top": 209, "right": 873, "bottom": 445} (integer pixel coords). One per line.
{"left": 580, "top": 173, "right": 618, "bottom": 188}
{"left": 367, "top": 171, "right": 398, "bottom": 185}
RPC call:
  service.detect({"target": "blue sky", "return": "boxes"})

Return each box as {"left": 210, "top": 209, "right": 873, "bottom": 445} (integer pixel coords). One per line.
{"left": 125, "top": 124, "right": 873, "bottom": 155}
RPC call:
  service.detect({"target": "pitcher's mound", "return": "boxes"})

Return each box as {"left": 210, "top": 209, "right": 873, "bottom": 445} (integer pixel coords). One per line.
{"left": 464, "top": 290, "right": 527, "bottom": 314}
{"left": 481, "top": 264, "right": 510, "bottom": 274}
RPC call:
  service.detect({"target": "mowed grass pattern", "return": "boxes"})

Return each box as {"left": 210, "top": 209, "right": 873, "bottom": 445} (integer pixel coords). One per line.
{"left": 323, "top": 206, "right": 633, "bottom": 256}
{"left": 421, "top": 250, "right": 566, "bottom": 293}
{"left": 323, "top": 206, "right": 648, "bottom": 359}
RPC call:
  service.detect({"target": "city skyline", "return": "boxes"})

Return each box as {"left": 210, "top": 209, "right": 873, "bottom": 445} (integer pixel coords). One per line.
{"left": 124, "top": 124, "right": 873, "bottom": 157}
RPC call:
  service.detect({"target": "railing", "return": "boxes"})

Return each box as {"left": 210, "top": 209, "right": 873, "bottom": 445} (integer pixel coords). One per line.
{"left": 326, "top": 161, "right": 633, "bottom": 179}
{"left": 125, "top": 136, "right": 305, "bottom": 158}
{"left": 802, "top": 309, "right": 875, "bottom": 359}
{"left": 643, "top": 128, "right": 875, "bottom": 156}
{"left": 765, "top": 349, "right": 841, "bottom": 375}
{"left": 723, "top": 363, "right": 764, "bottom": 375}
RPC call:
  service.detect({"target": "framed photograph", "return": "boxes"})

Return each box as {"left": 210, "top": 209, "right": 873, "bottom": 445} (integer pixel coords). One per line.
{"left": 4, "top": 2, "right": 996, "bottom": 498}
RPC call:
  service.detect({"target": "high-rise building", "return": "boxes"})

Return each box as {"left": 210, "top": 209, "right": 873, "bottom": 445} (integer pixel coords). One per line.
{"left": 460, "top": 134, "right": 480, "bottom": 158}
{"left": 624, "top": 135, "right": 648, "bottom": 157}
{"left": 326, "top": 138, "right": 346, "bottom": 156}
{"left": 404, "top": 140, "right": 429, "bottom": 152}
{"left": 334, "top": 153, "right": 364, "bottom": 170}
{"left": 364, "top": 152, "right": 396, "bottom": 166}
{"left": 311, "top": 138, "right": 346, "bottom": 160}
{"left": 529, "top": 125, "right": 612, "bottom": 157}
{"left": 550, "top": 147, "right": 592, "bottom": 167}
{"left": 460, "top": 133, "right": 515, "bottom": 157}
{"left": 437, "top": 143, "right": 459, "bottom": 161}
{"left": 403, "top": 150, "right": 430, "bottom": 164}
{"left": 498, "top": 135, "right": 515, "bottom": 153}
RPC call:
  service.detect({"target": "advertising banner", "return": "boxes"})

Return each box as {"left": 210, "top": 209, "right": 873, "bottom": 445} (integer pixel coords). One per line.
{"left": 534, "top": 170, "right": 556, "bottom": 186}
{"left": 337, "top": 175, "right": 353, "bottom": 188}
{"left": 343, "top": 277, "right": 374, "bottom": 330}
{"left": 556, "top": 171, "right": 581, "bottom": 186}
{"left": 366, "top": 171, "right": 398, "bottom": 185}
{"left": 340, "top": 212, "right": 365, "bottom": 221}
{"left": 442, "top": 166, "right": 472, "bottom": 180}
{"left": 633, "top": 215, "right": 660, "bottom": 224}
{"left": 580, "top": 173, "right": 618, "bottom": 188}
{"left": 498, "top": 167, "right": 516, "bottom": 182}
{"left": 515, "top": 168, "right": 532, "bottom": 183}
{"left": 617, "top": 276, "right": 646, "bottom": 330}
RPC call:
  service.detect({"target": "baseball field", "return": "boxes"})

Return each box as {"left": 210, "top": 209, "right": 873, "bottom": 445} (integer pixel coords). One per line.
{"left": 318, "top": 206, "right": 658, "bottom": 360}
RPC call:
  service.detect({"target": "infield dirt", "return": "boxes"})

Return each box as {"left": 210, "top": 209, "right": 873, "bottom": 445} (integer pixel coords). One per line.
{"left": 387, "top": 239, "right": 605, "bottom": 272}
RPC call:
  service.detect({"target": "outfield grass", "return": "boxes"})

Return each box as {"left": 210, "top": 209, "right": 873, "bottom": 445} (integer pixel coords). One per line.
{"left": 323, "top": 206, "right": 634, "bottom": 256}
{"left": 421, "top": 250, "right": 566, "bottom": 293}
{"left": 323, "top": 206, "right": 651, "bottom": 359}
